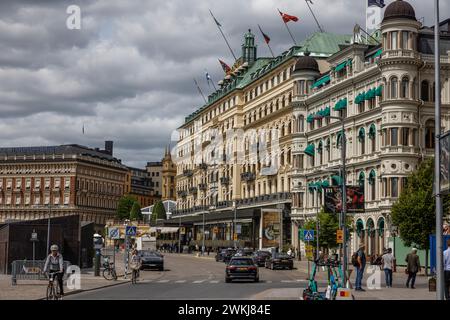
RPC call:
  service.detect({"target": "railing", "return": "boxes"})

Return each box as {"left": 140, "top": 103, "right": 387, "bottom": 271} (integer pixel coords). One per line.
{"left": 220, "top": 177, "right": 230, "bottom": 185}
{"left": 198, "top": 183, "right": 207, "bottom": 190}
{"left": 381, "top": 50, "right": 421, "bottom": 60}
{"left": 177, "top": 190, "right": 187, "bottom": 198}
{"left": 11, "top": 260, "right": 71, "bottom": 285}
{"left": 240, "top": 172, "right": 256, "bottom": 181}
{"left": 189, "top": 187, "right": 198, "bottom": 194}
{"left": 183, "top": 170, "right": 193, "bottom": 177}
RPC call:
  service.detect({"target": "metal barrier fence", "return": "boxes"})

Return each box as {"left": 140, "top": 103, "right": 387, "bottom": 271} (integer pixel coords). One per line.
{"left": 11, "top": 260, "right": 71, "bottom": 285}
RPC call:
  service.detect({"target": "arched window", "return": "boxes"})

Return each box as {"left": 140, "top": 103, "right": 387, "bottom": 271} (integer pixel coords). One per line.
{"left": 318, "top": 141, "right": 323, "bottom": 165}
{"left": 401, "top": 77, "right": 409, "bottom": 98}
{"left": 358, "top": 171, "right": 365, "bottom": 191}
{"left": 298, "top": 115, "right": 304, "bottom": 132}
{"left": 431, "top": 82, "right": 436, "bottom": 102}
{"left": 358, "top": 128, "right": 366, "bottom": 155}
{"left": 368, "top": 169, "right": 376, "bottom": 201}
{"left": 390, "top": 77, "right": 398, "bottom": 99}
{"left": 369, "top": 124, "right": 376, "bottom": 153}
{"left": 421, "top": 80, "right": 429, "bottom": 101}
{"left": 326, "top": 138, "right": 331, "bottom": 162}
{"left": 425, "top": 119, "right": 435, "bottom": 149}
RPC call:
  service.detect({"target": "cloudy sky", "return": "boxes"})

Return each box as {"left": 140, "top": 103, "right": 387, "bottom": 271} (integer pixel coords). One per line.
{"left": 0, "top": 0, "right": 447, "bottom": 167}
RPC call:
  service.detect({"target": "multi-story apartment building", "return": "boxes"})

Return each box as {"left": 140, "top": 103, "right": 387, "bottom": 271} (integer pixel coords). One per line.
{"left": 146, "top": 161, "right": 163, "bottom": 197}
{"left": 0, "top": 141, "right": 128, "bottom": 225}
{"left": 125, "top": 167, "right": 157, "bottom": 208}
{"left": 173, "top": 0, "right": 450, "bottom": 253}
{"left": 291, "top": 0, "right": 450, "bottom": 256}
{"left": 173, "top": 28, "right": 351, "bottom": 248}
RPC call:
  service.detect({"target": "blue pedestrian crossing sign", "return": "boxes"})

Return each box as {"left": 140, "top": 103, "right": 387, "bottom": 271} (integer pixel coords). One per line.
{"left": 303, "top": 230, "right": 314, "bottom": 241}
{"left": 125, "top": 226, "right": 137, "bottom": 237}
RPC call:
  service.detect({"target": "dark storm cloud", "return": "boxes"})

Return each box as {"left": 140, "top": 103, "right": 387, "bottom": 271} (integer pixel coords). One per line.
{"left": 0, "top": 0, "right": 447, "bottom": 167}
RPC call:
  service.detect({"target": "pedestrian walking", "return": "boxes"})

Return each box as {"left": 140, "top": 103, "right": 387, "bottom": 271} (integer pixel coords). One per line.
{"left": 405, "top": 248, "right": 421, "bottom": 289}
{"left": 381, "top": 248, "right": 394, "bottom": 288}
{"left": 444, "top": 238, "right": 450, "bottom": 300}
{"left": 353, "top": 243, "right": 367, "bottom": 291}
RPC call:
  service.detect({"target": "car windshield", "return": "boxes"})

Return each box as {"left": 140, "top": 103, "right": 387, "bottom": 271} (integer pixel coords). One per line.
{"left": 229, "top": 259, "right": 254, "bottom": 266}
{"left": 141, "top": 251, "right": 159, "bottom": 257}
{"left": 274, "top": 254, "right": 290, "bottom": 259}
{"left": 256, "top": 251, "right": 270, "bottom": 256}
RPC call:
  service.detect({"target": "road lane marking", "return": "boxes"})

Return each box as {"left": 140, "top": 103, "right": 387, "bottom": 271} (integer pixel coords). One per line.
{"left": 175, "top": 280, "right": 187, "bottom": 283}
{"left": 209, "top": 280, "right": 219, "bottom": 283}
{"left": 281, "top": 280, "right": 295, "bottom": 283}
{"left": 156, "top": 280, "right": 170, "bottom": 283}
{"left": 192, "top": 280, "right": 206, "bottom": 283}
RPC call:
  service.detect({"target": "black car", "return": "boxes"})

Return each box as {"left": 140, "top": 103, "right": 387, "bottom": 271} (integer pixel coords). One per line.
{"left": 215, "top": 248, "right": 231, "bottom": 262}
{"left": 265, "top": 253, "right": 294, "bottom": 270}
{"left": 252, "top": 250, "right": 271, "bottom": 267}
{"left": 222, "top": 249, "right": 237, "bottom": 263}
{"left": 234, "top": 248, "right": 254, "bottom": 258}
{"left": 139, "top": 250, "right": 164, "bottom": 271}
{"left": 225, "top": 257, "right": 259, "bottom": 283}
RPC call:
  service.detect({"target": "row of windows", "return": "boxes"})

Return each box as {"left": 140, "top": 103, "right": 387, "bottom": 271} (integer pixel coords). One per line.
{"left": 76, "top": 195, "right": 118, "bottom": 209}
{"left": 0, "top": 177, "right": 71, "bottom": 190}
{"left": 0, "top": 194, "right": 71, "bottom": 206}
{"left": 244, "top": 67, "right": 292, "bottom": 103}
{"left": 383, "top": 30, "right": 416, "bottom": 51}
{"left": 244, "top": 93, "right": 293, "bottom": 126}
{"left": 76, "top": 179, "right": 123, "bottom": 195}
{"left": 0, "top": 165, "right": 73, "bottom": 175}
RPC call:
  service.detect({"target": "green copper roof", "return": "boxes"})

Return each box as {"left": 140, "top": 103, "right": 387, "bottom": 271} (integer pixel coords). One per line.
{"left": 299, "top": 32, "right": 352, "bottom": 56}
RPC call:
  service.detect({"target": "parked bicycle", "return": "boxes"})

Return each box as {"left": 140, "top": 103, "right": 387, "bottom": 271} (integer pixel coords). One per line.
{"left": 46, "top": 271, "right": 63, "bottom": 300}
{"left": 102, "top": 257, "right": 117, "bottom": 281}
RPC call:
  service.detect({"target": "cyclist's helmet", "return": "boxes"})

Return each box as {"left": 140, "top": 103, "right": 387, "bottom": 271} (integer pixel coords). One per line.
{"left": 50, "top": 244, "right": 59, "bottom": 251}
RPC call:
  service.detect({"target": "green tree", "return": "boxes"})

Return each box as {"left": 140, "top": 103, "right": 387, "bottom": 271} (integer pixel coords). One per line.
{"left": 151, "top": 201, "right": 167, "bottom": 225}
{"left": 303, "top": 209, "right": 352, "bottom": 252}
{"left": 130, "top": 201, "right": 142, "bottom": 221}
{"left": 116, "top": 195, "right": 137, "bottom": 220}
{"left": 391, "top": 158, "right": 449, "bottom": 273}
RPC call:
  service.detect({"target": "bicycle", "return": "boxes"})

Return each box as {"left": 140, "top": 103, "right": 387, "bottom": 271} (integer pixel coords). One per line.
{"left": 46, "top": 271, "right": 63, "bottom": 300}
{"left": 102, "top": 260, "right": 118, "bottom": 281}
{"left": 131, "top": 265, "right": 140, "bottom": 284}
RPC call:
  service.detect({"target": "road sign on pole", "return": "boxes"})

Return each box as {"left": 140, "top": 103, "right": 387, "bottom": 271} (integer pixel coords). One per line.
{"left": 305, "top": 244, "right": 314, "bottom": 260}
{"left": 336, "top": 229, "right": 344, "bottom": 244}
{"left": 108, "top": 227, "right": 120, "bottom": 240}
{"left": 125, "top": 226, "right": 137, "bottom": 237}
{"left": 303, "top": 230, "right": 315, "bottom": 241}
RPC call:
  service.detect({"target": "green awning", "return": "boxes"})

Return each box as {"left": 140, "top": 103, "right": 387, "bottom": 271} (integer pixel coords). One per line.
{"left": 358, "top": 127, "right": 365, "bottom": 140}
{"left": 373, "top": 49, "right": 383, "bottom": 59}
{"left": 307, "top": 114, "right": 315, "bottom": 123}
{"left": 355, "top": 92, "right": 365, "bottom": 105}
{"left": 304, "top": 144, "right": 315, "bottom": 156}
{"left": 331, "top": 175, "right": 342, "bottom": 186}
{"left": 333, "top": 98, "right": 348, "bottom": 111}
{"left": 375, "top": 85, "right": 383, "bottom": 97}
{"left": 334, "top": 60, "right": 348, "bottom": 72}
{"left": 369, "top": 124, "right": 376, "bottom": 138}
{"left": 323, "top": 106, "right": 331, "bottom": 117}
{"left": 321, "top": 180, "right": 330, "bottom": 188}
{"left": 365, "top": 88, "right": 375, "bottom": 100}
{"left": 311, "top": 74, "right": 331, "bottom": 89}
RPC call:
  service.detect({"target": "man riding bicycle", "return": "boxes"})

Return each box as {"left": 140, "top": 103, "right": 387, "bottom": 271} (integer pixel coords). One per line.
{"left": 130, "top": 249, "right": 141, "bottom": 282}
{"left": 43, "top": 244, "right": 64, "bottom": 298}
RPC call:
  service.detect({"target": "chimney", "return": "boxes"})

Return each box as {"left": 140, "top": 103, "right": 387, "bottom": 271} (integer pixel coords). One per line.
{"left": 105, "top": 141, "right": 113, "bottom": 155}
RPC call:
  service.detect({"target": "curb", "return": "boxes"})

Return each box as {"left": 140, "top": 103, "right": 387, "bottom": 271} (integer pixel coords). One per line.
{"left": 37, "top": 278, "right": 131, "bottom": 300}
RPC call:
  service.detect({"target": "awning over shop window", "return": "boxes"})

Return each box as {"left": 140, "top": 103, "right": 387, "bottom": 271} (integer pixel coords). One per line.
{"left": 150, "top": 227, "right": 180, "bottom": 234}
{"left": 321, "top": 180, "right": 330, "bottom": 188}
{"left": 307, "top": 114, "right": 315, "bottom": 123}
{"left": 333, "top": 98, "right": 348, "bottom": 111}
{"left": 375, "top": 85, "right": 383, "bottom": 97}
{"left": 365, "top": 88, "right": 376, "bottom": 100}
{"left": 311, "top": 74, "right": 331, "bottom": 89}
{"left": 304, "top": 144, "right": 315, "bottom": 156}
{"left": 355, "top": 92, "right": 365, "bottom": 105}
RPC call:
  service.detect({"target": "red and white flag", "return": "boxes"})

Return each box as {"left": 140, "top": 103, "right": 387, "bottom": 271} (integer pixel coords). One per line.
{"left": 278, "top": 10, "right": 299, "bottom": 23}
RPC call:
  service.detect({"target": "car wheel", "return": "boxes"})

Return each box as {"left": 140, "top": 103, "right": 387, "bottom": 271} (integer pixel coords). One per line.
{"left": 255, "top": 277, "right": 259, "bottom": 283}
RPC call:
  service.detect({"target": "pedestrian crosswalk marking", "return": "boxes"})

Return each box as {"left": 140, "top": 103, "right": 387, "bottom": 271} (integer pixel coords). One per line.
{"left": 193, "top": 280, "right": 206, "bottom": 283}
{"left": 209, "top": 280, "right": 219, "bottom": 283}
{"left": 156, "top": 279, "right": 170, "bottom": 283}
{"left": 175, "top": 280, "right": 187, "bottom": 283}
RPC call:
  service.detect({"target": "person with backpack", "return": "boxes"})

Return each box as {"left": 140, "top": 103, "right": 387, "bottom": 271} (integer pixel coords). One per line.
{"left": 352, "top": 243, "right": 366, "bottom": 291}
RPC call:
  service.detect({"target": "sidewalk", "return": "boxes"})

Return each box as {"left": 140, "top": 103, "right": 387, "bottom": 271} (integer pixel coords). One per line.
{"left": 0, "top": 251, "right": 131, "bottom": 300}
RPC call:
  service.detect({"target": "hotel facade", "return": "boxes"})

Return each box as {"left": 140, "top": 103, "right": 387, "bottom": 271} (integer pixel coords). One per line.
{"left": 173, "top": 0, "right": 450, "bottom": 255}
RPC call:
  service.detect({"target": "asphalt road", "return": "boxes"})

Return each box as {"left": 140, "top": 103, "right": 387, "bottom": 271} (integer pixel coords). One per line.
{"left": 68, "top": 253, "right": 325, "bottom": 300}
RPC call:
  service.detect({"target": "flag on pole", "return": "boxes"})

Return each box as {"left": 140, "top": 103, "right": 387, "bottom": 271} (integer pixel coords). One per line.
{"left": 368, "top": 0, "right": 385, "bottom": 8}
{"left": 278, "top": 10, "right": 299, "bottom": 23}
{"left": 258, "top": 25, "right": 271, "bottom": 44}
{"left": 218, "top": 59, "right": 231, "bottom": 74}
{"left": 209, "top": 9, "right": 222, "bottom": 27}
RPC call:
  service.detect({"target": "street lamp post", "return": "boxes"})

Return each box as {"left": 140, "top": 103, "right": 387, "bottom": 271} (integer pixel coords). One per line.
{"left": 314, "top": 113, "right": 347, "bottom": 285}
{"left": 434, "top": 0, "right": 445, "bottom": 300}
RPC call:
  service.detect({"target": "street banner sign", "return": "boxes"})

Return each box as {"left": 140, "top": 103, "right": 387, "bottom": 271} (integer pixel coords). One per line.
{"left": 324, "top": 186, "right": 365, "bottom": 213}
{"left": 439, "top": 131, "right": 450, "bottom": 194}
{"left": 125, "top": 226, "right": 137, "bottom": 237}
{"left": 233, "top": 233, "right": 238, "bottom": 241}
{"left": 261, "top": 209, "right": 282, "bottom": 248}
{"left": 108, "top": 227, "right": 120, "bottom": 240}
{"left": 303, "top": 230, "right": 314, "bottom": 241}
{"left": 336, "top": 229, "right": 344, "bottom": 244}
{"left": 180, "top": 227, "right": 186, "bottom": 235}
{"left": 236, "top": 224, "right": 242, "bottom": 234}
{"left": 305, "top": 245, "right": 314, "bottom": 259}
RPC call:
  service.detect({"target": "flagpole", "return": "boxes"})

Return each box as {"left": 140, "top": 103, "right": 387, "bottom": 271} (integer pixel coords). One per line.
{"left": 209, "top": 9, "right": 237, "bottom": 61}
{"left": 278, "top": 9, "right": 297, "bottom": 46}
{"left": 209, "top": 78, "right": 217, "bottom": 91}
{"left": 194, "top": 78, "right": 208, "bottom": 104}
{"left": 258, "top": 25, "right": 275, "bottom": 58}
{"left": 305, "top": 0, "right": 324, "bottom": 33}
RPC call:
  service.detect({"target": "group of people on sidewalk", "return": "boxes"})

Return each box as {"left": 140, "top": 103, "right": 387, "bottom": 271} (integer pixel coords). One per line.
{"left": 353, "top": 243, "right": 430, "bottom": 292}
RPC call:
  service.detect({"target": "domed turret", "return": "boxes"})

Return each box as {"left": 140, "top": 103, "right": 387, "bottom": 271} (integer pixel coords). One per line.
{"left": 383, "top": 0, "right": 416, "bottom": 22}
{"left": 294, "top": 52, "right": 319, "bottom": 72}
